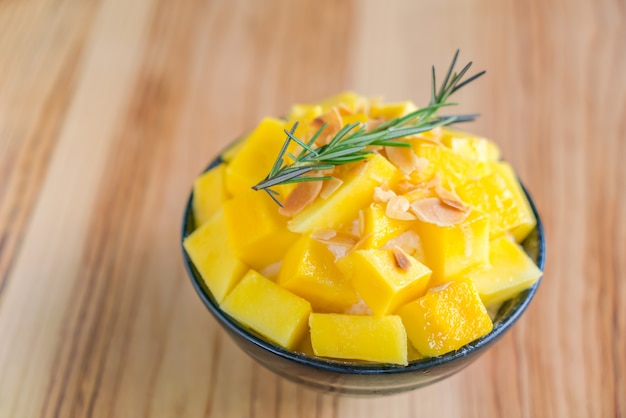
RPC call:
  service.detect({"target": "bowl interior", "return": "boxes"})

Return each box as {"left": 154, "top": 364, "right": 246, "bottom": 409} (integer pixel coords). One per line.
{"left": 181, "top": 155, "right": 545, "bottom": 378}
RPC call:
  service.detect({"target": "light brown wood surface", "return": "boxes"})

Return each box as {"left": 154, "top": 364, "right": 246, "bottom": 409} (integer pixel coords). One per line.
{"left": 1, "top": 0, "right": 624, "bottom": 416}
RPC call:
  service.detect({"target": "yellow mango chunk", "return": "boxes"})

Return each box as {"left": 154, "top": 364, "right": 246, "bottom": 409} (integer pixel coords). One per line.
{"left": 362, "top": 203, "right": 412, "bottom": 249}
{"left": 315, "top": 91, "right": 365, "bottom": 113}
{"left": 397, "top": 279, "right": 493, "bottom": 357}
{"left": 344, "top": 248, "right": 431, "bottom": 315}
{"left": 286, "top": 104, "right": 323, "bottom": 122}
{"left": 466, "top": 236, "right": 542, "bottom": 307}
{"left": 288, "top": 153, "right": 400, "bottom": 233}
{"left": 192, "top": 164, "right": 227, "bottom": 228}
{"left": 221, "top": 270, "right": 312, "bottom": 350}
{"left": 413, "top": 209, "right": 490, "bottom": 284}
{"left": 225, "top": 117, "right": 295, "bottom": 197}
{"left": 278, "top": 235, "right": 358, "bottom": 313}
{"left": 455, "top": 162, "right": 536, "bottom": 241}
{"left": 223, "top": 189, "right": 298, "bottom": 270}
{"left": 341, "top": 113, "right": 369, "bottom": 126}
{"left": 287, "top": 92, "right": 365, "bottom": 120}
{"left": 369, "top": 101, "right": 417, "bottom": 120}
{"left": 221, "top": 139, "right": 246, "bottom": 163}
{"left": 309, "top": 313, "right": 408, "bottom": 365}
{"left": 183, "top": 208, "right": 248, "bottom": 303}
{"left": 409, "top": 139, "right": 492, "bottom": 187}
{"left": 439, "top": 127, "right": 501, "bottom": 162}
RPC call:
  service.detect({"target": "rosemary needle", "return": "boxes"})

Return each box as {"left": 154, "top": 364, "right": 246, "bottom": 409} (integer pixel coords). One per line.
{"left": 252, "top": 50, "right": 485, "bottom": 206}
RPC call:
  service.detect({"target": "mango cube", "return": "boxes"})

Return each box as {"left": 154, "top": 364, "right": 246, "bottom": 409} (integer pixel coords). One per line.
{"left": 439, "top": 127, "right": 501, "bottom": 162}
{"left": 309, "top": 313, "right": 408, "bottom": 365}
{"left": 221, "top": 270, "right": 312, "bottom": 350}
{"left": 409, "top": 139, "right": 492, "bottom": 187}
{"left": 225, "top": 117, "right": 295, "bottom": 197}
{"left": 397, "top": 279, "right": 493, "bottom": 357}
{"left": 369, "top": 101, "right": 417, "bottom": 120}
{"left": 362, "top": 203, "right": 412, "bottom": 249}
{"left": 455, "top": 162, "right": 536, "bottom": 241}
{"left": 314, "top": 91, "right": 364, "bottom": 113}
{"left": 192, "top": 164, "right": 227, "bottom": 228}
{"left": 413, "top": 209, "right": 490, "bottom": 284}
{"left": 288, "top": 154, "right": 400, "bottom": 233}
{"left": 278, "top": 235, "right": 358, "bottom": 312}
{"left": 344, "top": 248, "right": 431, "bottom": 315}
{"left": 223, "top": 189, "right": 298, "bottom": 270}
{"left": 467, "top": 236, "right": 542, "bottom": 307}
{"left": 183, "top": 208, "right": 248, "bottom": 303}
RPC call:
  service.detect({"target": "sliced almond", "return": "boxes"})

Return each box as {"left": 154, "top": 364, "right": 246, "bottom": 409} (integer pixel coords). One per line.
{"left": 337, "top": 103, "right": 354, "bottom": 116}
{"left": 392, "top": 246, "right": 412, "bottom": 271}
{"left": 414, "top": 156, "right": 430, "bottom": 173}
{"left": 259, "top": 261, "right": 282, "bottom": 279}
{"left": 365, "top": 118, "right": 385, "bottom": 132}
{"left": 385, "top": 146, "right": 420, "bottom": 175}
{"left": 424, "top": 172, "right": 443, "bottom": 190}
{"left": 327, "top": 245, "right": 349, "bottom": 260}
{"left": 428, "top": 281, "right": 453, "bottom": 293}
{"left": 373, "top": 186, "right": 397, "bottom": 203}
{"left": 382, "top": 230, "right": 424, "bottom": 261}
{"left": 358, "top": 210, "right": 365, "bottom": 237}
{"left": 311, "top": 229, "right": 337, "bottom": 241}
{"left": 396, "top": 180, "right": 420, "bottom": 194}
{"left": 319, "top": 177, "right": 343, "bottom": 199}
{"left": 278, "top": 180, "right": 323, "bottom": 217}
{"left": 344, "top": 299, "right": 373, "bottom": 315}
{"left": 410, "top": 197, "right": 470, "bottom": 227}
{"left": 315, "top": 232, "right": 357, "bottom": 248}
{"left": 348, "top": 232, "right": 372, "bottom": 255}
{"left": 386, "top": 195, "right": 416, "bottom": 221}
{"left": 435, "top": 185, "right": 468, "bottom": 211}
{"left": 315, "top": 106, "right": 344, "bottom": 145}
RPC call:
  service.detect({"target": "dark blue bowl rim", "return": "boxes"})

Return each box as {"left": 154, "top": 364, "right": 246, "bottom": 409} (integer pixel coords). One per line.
{"left": 181, "top": 154, "right": 546, "bottom": 376}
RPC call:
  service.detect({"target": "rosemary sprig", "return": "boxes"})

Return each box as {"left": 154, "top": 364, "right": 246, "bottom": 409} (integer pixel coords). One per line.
{"left": 252, "top": 50, "right": 485, "bottom": 206}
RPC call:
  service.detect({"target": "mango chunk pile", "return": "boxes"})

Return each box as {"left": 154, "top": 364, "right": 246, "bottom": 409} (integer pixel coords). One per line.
{"left": 184, "top": 92, "right": 542, "bottom": 365}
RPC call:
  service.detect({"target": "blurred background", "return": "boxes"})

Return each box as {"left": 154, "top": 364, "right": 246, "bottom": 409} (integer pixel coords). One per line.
{"left": 0, "top": 0, "right": 624, "bottom": 417}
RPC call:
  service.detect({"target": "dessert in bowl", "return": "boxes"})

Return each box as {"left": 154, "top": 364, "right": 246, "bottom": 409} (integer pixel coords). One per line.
{"left": 181, "top": 53, "right": 545, "bottom": 395}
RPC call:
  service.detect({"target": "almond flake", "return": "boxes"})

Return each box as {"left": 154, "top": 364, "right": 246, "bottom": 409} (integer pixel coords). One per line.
{"left": 392, "top": 246, "right": 412, "bottom": 271}
{"left": 397, "top": 180, "right": 420, "bottom": 194}
{"left": 348, "top": 232, "right": 372, "bottom": 255}
{"left": 410, "top": 197, "right": 470, "bottom": 227}
{"left": 365, "top": 118, "right": 385, "bottom": 132}
{"left": 278, "top": 180, "right": 323, "bottom": 217}
{"left": 415, "top": 156, "right": 430, "bottom": 173}
{"left": 373, "top": 186, "right": 397, "bottom": 203}
{"left": 319, "top": 177, "right": 343, "bottom": 199}
{"left": 382, "top": 230, "right": 424, "bottom": 261}
{"left": 358, "top": 210, "right": 365, "bottom": 237}
{"left": 350, "top": 218, "right": 360, "bottom": 237}
{"left": 435, "top": 185, "right": 468, "bottom": 211}
{"left": 311, "top": 229, "right": 337, "bottom": 241}
{"left": 424, "top": 172, "right": 443, "bottom": 189}
{"left": 428, "top": 281, "right": 453, "bottom": 293}
{"left": 385, "top": 146, "right": 420, "bottom": 175}
{"left": 314, "top": 107, "right": 344, "bottom": 145}
{"left": 259, "top": 261, "right": 282, "bottom": 279}
{"left": 316, "top": 232, "right": 357, "bottom": 248}
{"left": 386, "top": 196, "right": 416, "bottom": 221}
{"left": 344, "top": 299, "right": 373, "bottom": 315}
{"left": 327, "top": 245, "right": 349, "bottom": 260}
{"left": 312, "top": 116, "right": 324, "bottom": 127}
{"left": 337, "top": 103, "right": 355, "bottom": 116}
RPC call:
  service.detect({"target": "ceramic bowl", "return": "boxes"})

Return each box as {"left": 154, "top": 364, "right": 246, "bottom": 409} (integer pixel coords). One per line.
{"left": 181, "top": 155, "right": 545, "bottom": 396}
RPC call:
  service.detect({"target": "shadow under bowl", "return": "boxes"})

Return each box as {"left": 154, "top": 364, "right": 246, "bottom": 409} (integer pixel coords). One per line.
{"left": 181, "top": 156, "right": 546, "bottom": 397}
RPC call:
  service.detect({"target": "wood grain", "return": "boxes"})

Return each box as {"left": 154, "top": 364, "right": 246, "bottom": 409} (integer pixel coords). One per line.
{"left": 0, "top": 0, "right": 624, "bottom": 417}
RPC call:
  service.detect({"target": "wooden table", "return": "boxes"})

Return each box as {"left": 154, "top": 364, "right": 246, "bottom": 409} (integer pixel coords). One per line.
{"left": 1, "top": 0, "right": 624, "bottom": 416}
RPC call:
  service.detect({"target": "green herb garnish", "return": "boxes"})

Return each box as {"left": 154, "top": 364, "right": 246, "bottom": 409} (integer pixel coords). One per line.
{"left": 252, "top": 50, "right": 485, "bottom": 206}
